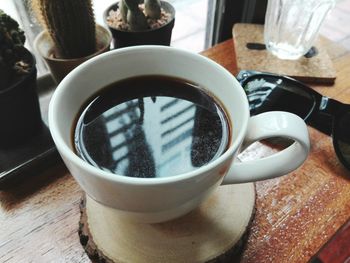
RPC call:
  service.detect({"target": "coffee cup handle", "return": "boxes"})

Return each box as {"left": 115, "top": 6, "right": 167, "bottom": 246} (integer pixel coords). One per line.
{"left": 222, "top": 111, "right": 310, "bottom": 184}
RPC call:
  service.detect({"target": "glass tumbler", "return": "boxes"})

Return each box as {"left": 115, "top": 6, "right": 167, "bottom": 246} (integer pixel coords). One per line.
{"left": 264, "top": 0, "right": 335, "bottom": 60}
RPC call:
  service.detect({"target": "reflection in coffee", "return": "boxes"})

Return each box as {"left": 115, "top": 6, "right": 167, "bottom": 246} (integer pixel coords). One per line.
{"left": 73, "top": 75, "right": 230, "bottom": 178}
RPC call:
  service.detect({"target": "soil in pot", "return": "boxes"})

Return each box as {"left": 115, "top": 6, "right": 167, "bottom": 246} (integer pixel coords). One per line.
{"left": 106, "top": 3, "right": 172, "bottom": 31}
{"left": 104, "top": 1, "right": 175, "bottom": 48}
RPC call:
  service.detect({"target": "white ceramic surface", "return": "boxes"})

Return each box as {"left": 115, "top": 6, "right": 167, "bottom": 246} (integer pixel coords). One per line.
{"left": 49, "top": 46, "right": 310, "bottom": 223}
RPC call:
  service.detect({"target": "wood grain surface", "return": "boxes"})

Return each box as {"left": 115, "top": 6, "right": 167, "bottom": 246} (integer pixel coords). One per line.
{"left": 311, "top": 218, "right": 350, "bottom": 263}
{"left": 1, "top": 39, "right": 350, "bottom": 263}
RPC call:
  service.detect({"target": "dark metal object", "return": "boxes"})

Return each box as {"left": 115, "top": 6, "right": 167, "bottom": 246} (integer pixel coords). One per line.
{"left": 246, "top": 42, "right": 318, "bottom": 58}
{"left": 304, "top": 46, "right": 319, "bottom": 58}
{"left": 246, "top": 42, "right": 266, "bottom": 50}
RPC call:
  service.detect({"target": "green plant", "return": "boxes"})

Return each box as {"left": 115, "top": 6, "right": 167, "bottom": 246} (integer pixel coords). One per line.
{"left": 121, "top": 0, "right": 161, "bottom": 30}
{"left": 0, "top": 9, "right": 30, "bottom": 90}
{"left": 32, "top": 0, "right": 97, "bottom": 59}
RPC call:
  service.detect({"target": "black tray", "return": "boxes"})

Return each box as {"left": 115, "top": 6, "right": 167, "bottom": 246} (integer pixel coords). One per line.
{"left": 0, "top": 74, "right": 61, "bottom": 189}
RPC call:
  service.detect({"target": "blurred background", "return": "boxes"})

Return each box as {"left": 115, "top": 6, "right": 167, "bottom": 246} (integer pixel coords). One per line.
{"left": 1, "top": 0, "right": 350, "bottom": 75}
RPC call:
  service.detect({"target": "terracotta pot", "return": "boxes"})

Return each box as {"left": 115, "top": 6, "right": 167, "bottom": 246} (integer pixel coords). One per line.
{"left": 104, "top": 1, "right": 175, "bottom": 48}
{"left": 0, "top": 49, "right": 42, "bottom": 148}
{"left": 34, "top": 25, "right": 112, "bottom": 83}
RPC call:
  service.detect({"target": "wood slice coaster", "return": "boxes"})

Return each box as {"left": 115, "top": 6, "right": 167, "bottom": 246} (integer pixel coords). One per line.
{"left": 79, "top": 183, "right": 255, "bottom": 263}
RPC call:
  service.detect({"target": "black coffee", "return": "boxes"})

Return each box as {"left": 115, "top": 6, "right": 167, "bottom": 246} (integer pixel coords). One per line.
{"left": 73, "top": 75, "right": 231, "bottom": 178}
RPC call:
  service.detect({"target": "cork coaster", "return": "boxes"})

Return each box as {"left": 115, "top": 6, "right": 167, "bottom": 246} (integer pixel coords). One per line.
{"left": 232, "top": 23, "right": 336, "bottom": 84}
{"left": 79, "top": 183, "right": 255, "bottom": 263}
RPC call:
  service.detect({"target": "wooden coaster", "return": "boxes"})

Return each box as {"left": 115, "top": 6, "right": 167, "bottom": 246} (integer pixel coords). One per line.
{"left": 232, "top": 23, "right": 336, "bottom": 84}
{"left": 79, "top": 183, "right": 255, "bottom": 263}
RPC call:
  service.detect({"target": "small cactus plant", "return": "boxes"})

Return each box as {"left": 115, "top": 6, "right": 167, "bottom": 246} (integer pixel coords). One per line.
{"left": 0, "top": 9, "right": 30, "bottom": 90}
{"left": 32, "top": 0, "right": 97, "bottom": 59}
{"left": 105, "top": 0, "right": 174, "bottom": 48}
{"left": 120, "top": 0, "right": 162, "bottom": 31}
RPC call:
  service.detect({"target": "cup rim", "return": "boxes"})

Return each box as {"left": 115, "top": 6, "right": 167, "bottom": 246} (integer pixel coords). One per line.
{"left": 49, "top": 45, "right": 249, "bottom": 186}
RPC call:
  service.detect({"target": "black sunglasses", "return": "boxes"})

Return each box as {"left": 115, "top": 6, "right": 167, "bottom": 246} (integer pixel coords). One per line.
{"left": 236, "top": 70, "right": 350, "bottom": 170}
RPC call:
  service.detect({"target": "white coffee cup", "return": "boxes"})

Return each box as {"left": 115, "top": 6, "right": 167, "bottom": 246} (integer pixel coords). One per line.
{"left": 49, "top": 46, "right": 310, "bottom": 223}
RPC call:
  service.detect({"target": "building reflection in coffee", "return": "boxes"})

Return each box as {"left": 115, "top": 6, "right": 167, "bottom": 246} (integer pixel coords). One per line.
{"left": 74, "top": 76, "right": 230, "bottom": 178}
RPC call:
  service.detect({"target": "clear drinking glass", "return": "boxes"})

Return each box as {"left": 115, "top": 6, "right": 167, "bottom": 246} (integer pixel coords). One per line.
{"left": 264, "top": 0, "right": 335, "bottom": 60}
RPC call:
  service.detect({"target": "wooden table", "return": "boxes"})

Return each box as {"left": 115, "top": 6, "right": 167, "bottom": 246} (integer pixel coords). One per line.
{"left": 1, "top": 39, "right": 350, "bottom": 263}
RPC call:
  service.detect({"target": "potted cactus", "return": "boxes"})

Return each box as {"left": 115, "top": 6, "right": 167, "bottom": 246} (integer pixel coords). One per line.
{"left": 0, "top": 10, "right": 42, "bottom": 147}
{"left": 104, "top": 0, "right": 175, "bottom": 48}
{"left": 32, "top": 0, "right": 112, "bottom": 83}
